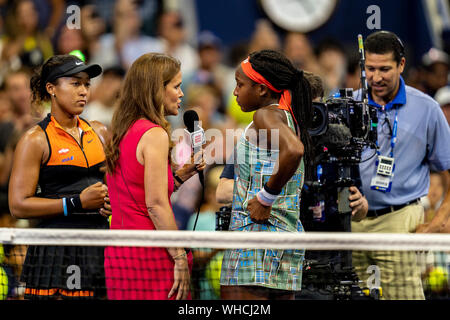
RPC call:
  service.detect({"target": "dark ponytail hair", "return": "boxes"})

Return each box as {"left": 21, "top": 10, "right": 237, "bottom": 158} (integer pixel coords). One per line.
{"left": 248, "top": 49, "right": 314, "bottom": 181}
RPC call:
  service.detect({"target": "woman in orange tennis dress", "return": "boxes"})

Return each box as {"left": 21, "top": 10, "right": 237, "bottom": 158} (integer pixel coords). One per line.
{"left": 9, "top": 54, "right": 110, "bottom": 299}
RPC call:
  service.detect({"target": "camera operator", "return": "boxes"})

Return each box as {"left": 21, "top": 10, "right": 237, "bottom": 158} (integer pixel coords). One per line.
{"left": 297, "top": 72, "right": 369, "bottom": 300}
{"left": 215, "top": 159, "right": 234, "bottom": 231}
{"left": 351, "top": 31, "right": 450, "bottom": 300}
{"left": 216, "top": 160, "right": 234, "bottom": 208}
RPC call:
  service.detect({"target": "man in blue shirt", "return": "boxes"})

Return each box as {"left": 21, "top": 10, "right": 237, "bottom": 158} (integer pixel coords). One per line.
{"left": 352, "top": 31, "right": 450, "bottom": 300}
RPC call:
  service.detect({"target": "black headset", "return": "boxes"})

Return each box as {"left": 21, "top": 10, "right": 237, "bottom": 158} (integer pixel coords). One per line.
{"left": 371, "top": 30, "right": 405, "bottom": 58}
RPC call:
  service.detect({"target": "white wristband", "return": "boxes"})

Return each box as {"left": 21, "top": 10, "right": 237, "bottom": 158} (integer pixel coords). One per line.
{"left": 256, "top": 188, "right": 278, "bottom": 206}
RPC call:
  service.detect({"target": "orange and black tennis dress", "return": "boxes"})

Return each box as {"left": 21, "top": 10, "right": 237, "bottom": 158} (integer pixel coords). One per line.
{"left": 21, "top": 113, "right": 108, "bottom": 299}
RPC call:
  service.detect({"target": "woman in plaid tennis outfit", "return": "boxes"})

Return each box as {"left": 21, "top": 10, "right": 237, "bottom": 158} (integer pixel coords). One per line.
{"left": 220, "top": 50, "right": 314, "bottom": 299}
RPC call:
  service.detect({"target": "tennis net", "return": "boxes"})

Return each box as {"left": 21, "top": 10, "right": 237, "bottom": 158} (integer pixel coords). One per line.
{"left": 0, "top": 228, "right": 449, "bottom": 300}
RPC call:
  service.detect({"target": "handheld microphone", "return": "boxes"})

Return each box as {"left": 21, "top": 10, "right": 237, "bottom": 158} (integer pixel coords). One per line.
{"left": 183, "top": 109, "right": 205, "bottom": 187}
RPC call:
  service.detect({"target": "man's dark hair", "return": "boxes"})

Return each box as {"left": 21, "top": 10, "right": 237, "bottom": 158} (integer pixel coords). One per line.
{"left": 304, "top": 71, "right": 324, "bottom": 100}
{"left": 315, "top": 37, "right": 346, "bottom": 58}
{"left": 364, "top": 30, "right": 405, "bottom": 65}
{"left": 347, "top": 51, "right": 361, "bottom": 75}
{"left": 103, "top": 66, "right": 126, "bottom": 78}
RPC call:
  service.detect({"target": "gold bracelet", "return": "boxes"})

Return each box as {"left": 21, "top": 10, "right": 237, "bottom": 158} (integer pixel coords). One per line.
{"left": 172, "top": 251, "right": 187, "bottom": 260}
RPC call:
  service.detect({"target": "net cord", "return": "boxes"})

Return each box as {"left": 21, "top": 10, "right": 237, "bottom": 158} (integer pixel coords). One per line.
{"left": 1, "top": 228, "right": 450, "bottom": 251}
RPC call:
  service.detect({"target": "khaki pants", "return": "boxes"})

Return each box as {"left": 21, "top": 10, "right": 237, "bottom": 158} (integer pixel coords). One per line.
{"left": 351, "top": 204, "right": 425, "bottom": 300}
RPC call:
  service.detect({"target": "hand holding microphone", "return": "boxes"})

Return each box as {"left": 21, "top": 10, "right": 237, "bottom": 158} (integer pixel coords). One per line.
{"left": 182, "top": 109, "right": 206, "bottom": 187}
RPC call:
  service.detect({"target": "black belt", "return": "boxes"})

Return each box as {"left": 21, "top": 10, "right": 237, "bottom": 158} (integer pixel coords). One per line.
{"left": 366, "top": 198, "right": 421, "bottom": 218}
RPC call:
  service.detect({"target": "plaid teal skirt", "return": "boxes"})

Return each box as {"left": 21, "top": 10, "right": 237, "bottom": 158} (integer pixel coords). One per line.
{"left": 220, "top": 213, "right": 305, "bottom": 291}
{"left": 221, "top": 112, "right": 305, "bottom": 291}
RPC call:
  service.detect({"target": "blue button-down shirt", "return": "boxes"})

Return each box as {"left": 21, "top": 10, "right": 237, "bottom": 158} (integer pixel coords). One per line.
{"left": 356, "top": 77, "right": 450, "bottom": 210}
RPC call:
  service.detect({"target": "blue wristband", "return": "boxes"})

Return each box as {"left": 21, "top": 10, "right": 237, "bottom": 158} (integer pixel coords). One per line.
{"left": 65, "top": 195, "right": 83, "bottom": 215}
{"left": 62, "top": 197, "right": 68, "bottom": 216}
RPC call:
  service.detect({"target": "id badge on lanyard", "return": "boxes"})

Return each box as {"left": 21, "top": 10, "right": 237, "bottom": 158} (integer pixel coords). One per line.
{"left": 370, "top": 109, "right": 398, "bottom": 193}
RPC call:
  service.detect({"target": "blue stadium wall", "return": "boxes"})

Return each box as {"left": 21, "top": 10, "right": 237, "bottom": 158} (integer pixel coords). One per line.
{"left": 195, "top": 0, "right": 433, "bottom": 67}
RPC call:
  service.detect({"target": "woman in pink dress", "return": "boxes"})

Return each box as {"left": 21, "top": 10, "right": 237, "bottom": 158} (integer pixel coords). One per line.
{"left": 104, "top": 53, "right": 205, "bottom": 300}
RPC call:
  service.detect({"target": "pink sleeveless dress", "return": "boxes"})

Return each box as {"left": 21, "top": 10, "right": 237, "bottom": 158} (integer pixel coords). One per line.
{"left": 104, "top": 119, "right": 192, "bottom": 300}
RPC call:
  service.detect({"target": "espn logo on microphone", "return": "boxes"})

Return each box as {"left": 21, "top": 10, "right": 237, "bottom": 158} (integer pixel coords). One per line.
{"left": 185, "top": 128, "right": 206, "bottom": 148}
{"left": 192, "top": 131, "right": 203, "bottom": 145}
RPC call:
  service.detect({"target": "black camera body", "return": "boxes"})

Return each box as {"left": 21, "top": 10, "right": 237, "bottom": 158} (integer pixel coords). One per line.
{"left": 300, "top": 260, "right": 380, "bottom": 300}
{"left": 309, "top": 88, "right": 378, "bottom": 161}
{"left": 305, "top": 88, "right": 378, "bottom": 215}
{"left": 216, "top": 206, "right": 232, "bottom": 231}
{"left": 300, "top": 89, "right": 379, "bottom": 300}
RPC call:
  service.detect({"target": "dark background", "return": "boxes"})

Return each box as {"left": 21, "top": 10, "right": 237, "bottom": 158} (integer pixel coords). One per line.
{"left": 195, "top": 0, "right": 435, "bottom": 67}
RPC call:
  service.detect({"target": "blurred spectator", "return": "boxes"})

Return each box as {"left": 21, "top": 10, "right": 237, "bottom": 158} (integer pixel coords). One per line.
{"left": 419, "top": 170, "right": 450, "bottom": 297}
{"left": 421, "top": 171, "right": 448, "bottom": 224}
{"left": 185, "top": 85, "right": 225, "bottom": 131}
{"left": 171, "top": 172, "right": 202, "bottom": 230}
{"left": 157, "top": 10, "right": 198, "bottom": 76}
{"left": 187, "top": 85, "right": 235, "bottom": 161}
{"left": 38, "top": 0, "right": 66, "bottom": 40}
{"left": 79, "top": 4, "right": 106, "bottom": 62}
{"left": 222, "top": 43, "right": 252, "bottom": 127}
{"left": 0, "top": 121, "right": 17, "bottom": 215}
{"left": 248, "top": 19, "right": 280, "bottom": 53}
{"left": 315, "top": 38, "right": 347, "bottom": 96}
{"left": 1, "top": 0, "right": 53, "bottom": 73}
{"left": 0, "top": 241, "right": 27, "bottom": 299}
{"left": 345, "top": 52, "right": 362, "bottom": 91}
{"left": 0, "top": 209, "right": 16, "bottom": 228}
{"left": 81, "top": 65, "right": 125, "bottom": 128}
{"left": 434, "top": 85, "right": 450, "bottom": 124}
{"left": 0, "top": 68, "right": 34, "bottom": 217}
{"left": 54, "top": 25, "right": 85, "bottom": 55}
{"left": 4, "top": 68, "right": 38, "bottom": 132}
{"left": 1, "top": 192, "right": 27, "bottom": 300}
{"left": 416, "top": 48, "right": 449, "bottom": 97}
{"left": 304, "top": 71, "right": 325, "bottom": 102}
{"left": 87, "top": 0, "right": 161, "bottom": 37}
{"left": 186, "top": 165, "right": 224, "bottom": 300}
{"left": 89, "top": 0, "right": 163, "bottom": 70}
{"left": 0, "top": 90, "right": 12, "bottom": 122}
{"left": 227, "top": 41, "right": 249, "bottom": 68}
{"left": 183, "top": 31, "right": 234, "bottom": 112}
{"left": 162, "top": 0, "right": 198, "bottom": 46}
{"left": 283, "top": 31, "right": 321, "bottom": 75}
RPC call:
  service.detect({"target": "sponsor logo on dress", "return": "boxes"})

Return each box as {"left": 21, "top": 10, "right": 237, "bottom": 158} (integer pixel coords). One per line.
{"left": 62, "top": 156, "right": 74, "bottom": 163}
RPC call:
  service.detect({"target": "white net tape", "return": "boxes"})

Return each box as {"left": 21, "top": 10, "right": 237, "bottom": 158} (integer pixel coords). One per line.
{"left": 2, "top": 228, "right": 450, "bottom": 251}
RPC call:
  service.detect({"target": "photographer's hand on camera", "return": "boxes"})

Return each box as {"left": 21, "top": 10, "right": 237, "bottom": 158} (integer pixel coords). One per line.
{"left": 348, "top": 186, "right": 368, "bottom": 221}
